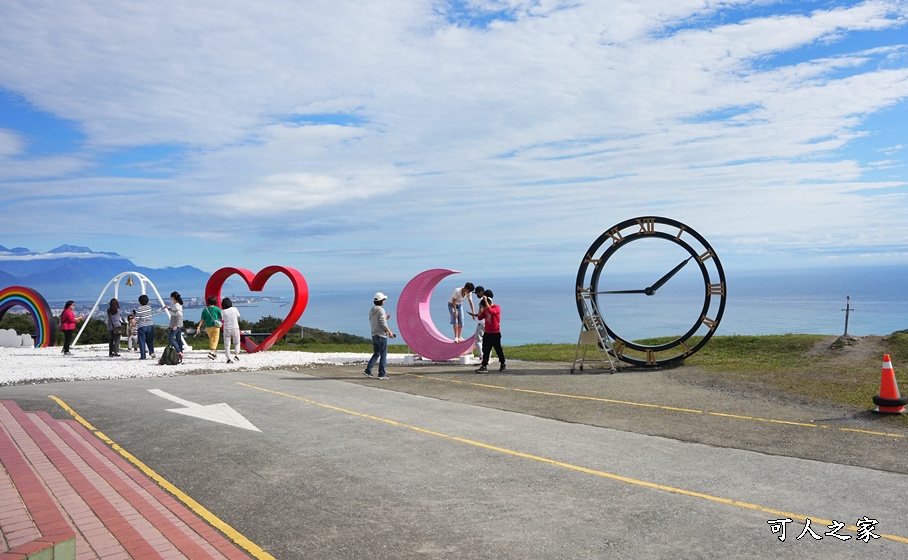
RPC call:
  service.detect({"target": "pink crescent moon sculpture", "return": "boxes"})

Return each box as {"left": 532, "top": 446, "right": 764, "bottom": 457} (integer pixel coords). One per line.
{"left": 397, "top": 268, "right": 475, "bottom": 361}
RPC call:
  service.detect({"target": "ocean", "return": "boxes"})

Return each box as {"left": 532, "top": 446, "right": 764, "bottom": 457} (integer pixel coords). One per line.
{"left": 216, "top": 264, "right": 908, "bottom": 345}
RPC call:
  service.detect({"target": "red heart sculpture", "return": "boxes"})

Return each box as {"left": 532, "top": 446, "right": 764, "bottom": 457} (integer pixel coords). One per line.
{"left": 204, "top": 266, "right": 309, "bottom": 353}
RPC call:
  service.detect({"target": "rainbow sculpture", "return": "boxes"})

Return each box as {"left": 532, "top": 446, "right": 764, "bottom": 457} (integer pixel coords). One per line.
{"left": 0, "top": 286, "right": 56, "bottom": 347}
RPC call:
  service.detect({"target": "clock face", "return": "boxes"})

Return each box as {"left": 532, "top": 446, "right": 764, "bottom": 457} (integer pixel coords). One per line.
{"left": 576, "top": 216, "right": 727, "bottom": 367}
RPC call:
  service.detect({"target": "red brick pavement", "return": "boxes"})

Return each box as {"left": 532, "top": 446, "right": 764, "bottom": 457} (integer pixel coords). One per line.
{"left": 0, "top": 401, "right": 254, "bottom": 560}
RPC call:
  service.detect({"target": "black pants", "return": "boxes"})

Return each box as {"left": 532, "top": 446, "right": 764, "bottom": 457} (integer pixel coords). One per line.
{"left": 108, "top": 330, "right": 120, "bottom": 356}
{"left": 481, "top": 332, "right": 505, "bottom": 367}
{"left": 62, "top": 330, "right": 74, "bottom": 353}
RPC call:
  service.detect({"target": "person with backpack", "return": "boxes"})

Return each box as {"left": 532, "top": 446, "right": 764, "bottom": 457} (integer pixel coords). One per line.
{"left": 196, "top": 296, "right": 222, "bottom": 360}
{"left": 106, "top": 298, "right": 123, "bottom": 357}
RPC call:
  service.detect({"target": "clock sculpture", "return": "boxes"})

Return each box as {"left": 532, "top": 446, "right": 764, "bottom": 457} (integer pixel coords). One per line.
{"left": 576, "top": 216, "right": 727, "bottom": 367}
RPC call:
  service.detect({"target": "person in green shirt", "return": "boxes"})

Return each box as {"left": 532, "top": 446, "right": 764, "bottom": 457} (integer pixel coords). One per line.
{"left": 196, "top": 296, "right": 223, "bottom": 360}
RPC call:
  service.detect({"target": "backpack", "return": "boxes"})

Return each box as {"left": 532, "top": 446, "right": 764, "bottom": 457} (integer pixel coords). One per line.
{"left": 159, "top": 344, "right": 181, "bottom": 366}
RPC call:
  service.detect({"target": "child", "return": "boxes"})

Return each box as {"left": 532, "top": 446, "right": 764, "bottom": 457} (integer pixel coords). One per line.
{"left": 126, "top": 314, "right": 138, "bottom": 352}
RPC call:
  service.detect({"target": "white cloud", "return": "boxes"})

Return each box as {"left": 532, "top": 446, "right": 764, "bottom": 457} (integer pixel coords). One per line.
{"left": 0, "top": 251, "right": 119, "bottom": 261}
{"left": 0, "top": 0, "right": 907, "bottom": 279}
{"left": 216, "top": 168, "right": 406, "bottom": 215}
{"left": 0, "top": 154, "right": 96, "bottom": 180}
{"left": 0, "top": 129, "right": 24, "bottom": 156}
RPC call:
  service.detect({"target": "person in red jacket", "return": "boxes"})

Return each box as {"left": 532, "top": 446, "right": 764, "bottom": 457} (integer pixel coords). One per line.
{"left": 59, "top": 300, "right": 84, "bottom": 355}
{"left": 475, "top": 290, "right": 505, "bottom": 373}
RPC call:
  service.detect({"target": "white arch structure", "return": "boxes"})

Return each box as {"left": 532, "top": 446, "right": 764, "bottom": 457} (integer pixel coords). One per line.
{"left": 73, "top": 271, "right": 171, "bottom": 347}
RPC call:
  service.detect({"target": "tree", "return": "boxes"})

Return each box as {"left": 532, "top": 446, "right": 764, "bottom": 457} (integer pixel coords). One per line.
{"left": 0, "top": 313, "right": 37, "bottom": 336}
{"left": 252, "top": 316, "right": 283, "bottom": 335}
{"left": 54, "top": 318, "right": 109, "bottom": 345}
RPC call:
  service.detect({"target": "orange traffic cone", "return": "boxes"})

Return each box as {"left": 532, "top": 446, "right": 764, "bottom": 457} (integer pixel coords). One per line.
{"left": 872, "top": 354, "right": 908, "bottom": 414}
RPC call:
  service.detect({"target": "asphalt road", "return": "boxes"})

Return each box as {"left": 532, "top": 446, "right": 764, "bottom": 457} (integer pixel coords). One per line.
{"left": 2, "top": 362, "right": 907, "bottom": 559}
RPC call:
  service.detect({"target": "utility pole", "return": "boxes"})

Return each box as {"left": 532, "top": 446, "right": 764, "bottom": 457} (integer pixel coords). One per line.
{"left": 841, "top": 295, "right": 854, "bottom": 336}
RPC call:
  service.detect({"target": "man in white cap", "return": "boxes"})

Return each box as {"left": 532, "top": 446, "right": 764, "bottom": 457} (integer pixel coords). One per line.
{"left": 364, "top": 292, "right": 396, "bottom": 379}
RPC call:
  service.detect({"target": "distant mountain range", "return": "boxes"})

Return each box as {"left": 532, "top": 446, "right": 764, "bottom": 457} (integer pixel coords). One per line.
{"left": 0, "top": 244, "right": 214, "bottom": 300}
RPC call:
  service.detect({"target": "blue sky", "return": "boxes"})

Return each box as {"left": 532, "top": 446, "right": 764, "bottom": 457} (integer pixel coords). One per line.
{"left": 1, "top": 0, "right": 907, "bottom": 286}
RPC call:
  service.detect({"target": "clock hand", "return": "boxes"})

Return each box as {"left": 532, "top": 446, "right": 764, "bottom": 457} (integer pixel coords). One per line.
{"left": 595, "top": 256, "right": 694, "bottom": 295}
{"left": 647, "top": 256, "right": 694, "bottom": 294}
{"left": 595, "top": 289, "right": 648, "bottom": 294}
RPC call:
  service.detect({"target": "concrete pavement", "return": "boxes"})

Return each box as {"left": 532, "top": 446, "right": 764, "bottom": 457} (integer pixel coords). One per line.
{"left": 2, "top": 362, "right": 907, "bottom": 559}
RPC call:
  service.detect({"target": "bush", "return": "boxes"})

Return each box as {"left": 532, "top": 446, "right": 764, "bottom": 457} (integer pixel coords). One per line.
{"left": 253, "top": 315, "right": 283, "bottom": 334}
{"left": 0, "top": 313, "right": 36, "bottom": 336}
{"left": 297, "top": 327, "right": 369, "bottom": 345}
{"left": 1, "top": 313, "right": 129, "bottom": 346}
{"left": 50, "top": 317, "right": 109, "bottom": 345}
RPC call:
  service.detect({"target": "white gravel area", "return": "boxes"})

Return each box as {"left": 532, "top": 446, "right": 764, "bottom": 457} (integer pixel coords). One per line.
{"left": 0, "top": 344, "right": 412, "bottom": 386}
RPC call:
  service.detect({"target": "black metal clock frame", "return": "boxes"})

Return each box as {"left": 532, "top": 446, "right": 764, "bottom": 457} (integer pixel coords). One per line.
{"left": 576, "top": 216, "right": 727, "bottom": 367}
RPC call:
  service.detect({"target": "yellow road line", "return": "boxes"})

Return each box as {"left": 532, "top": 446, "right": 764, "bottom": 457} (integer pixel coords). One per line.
{"left": 398, "top": 372, "right": 906, "bottom": 439}
{"left": 707, "top": 411, "right": 825, "bottom": 428}
{"left": 49, "top": 395, "right": 276, "bottom": 560}
{"left": 839, "top": 427, "right": 906, "bottom": 438}
{"left": 238, "top": 382, "right": 908, "bottom": 545}
{"left": 513, "top": 386, "right": 703, "bottom": 413}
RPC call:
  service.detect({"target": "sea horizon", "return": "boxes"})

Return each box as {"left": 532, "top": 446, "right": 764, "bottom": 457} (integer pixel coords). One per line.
{"left": 35, "top": 263, "right": 907, "bottom": 346}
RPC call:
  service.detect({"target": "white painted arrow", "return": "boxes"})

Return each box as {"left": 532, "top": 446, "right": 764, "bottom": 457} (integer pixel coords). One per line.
{"left": 148, "top": 389, "right": 261, "bottom": 432}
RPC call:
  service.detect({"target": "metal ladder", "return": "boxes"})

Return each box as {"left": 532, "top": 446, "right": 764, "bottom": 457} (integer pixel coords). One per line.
{"left": 571, "top": 289, "right": 618, "bottom": 373}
